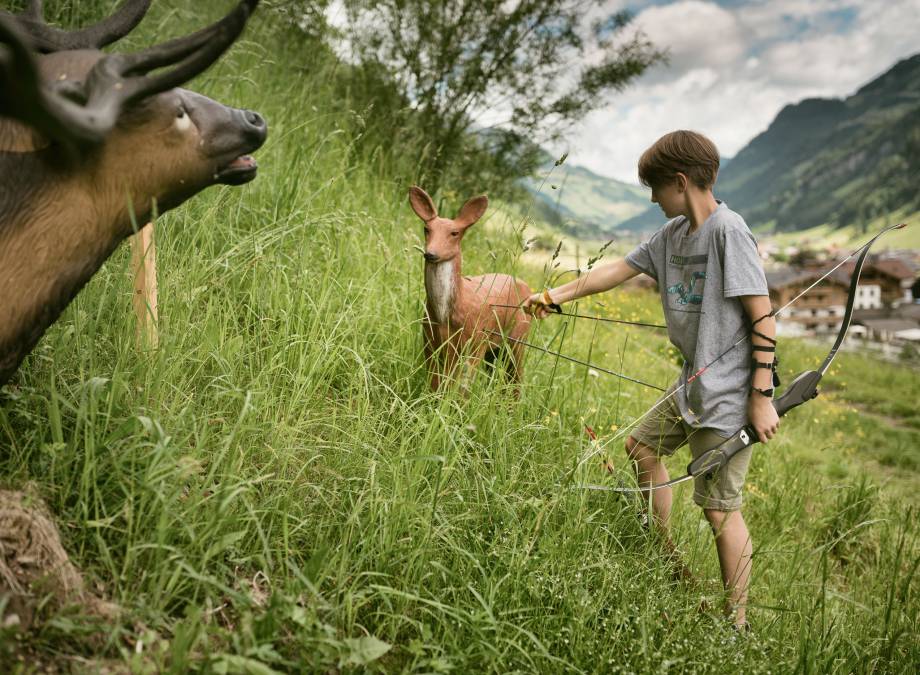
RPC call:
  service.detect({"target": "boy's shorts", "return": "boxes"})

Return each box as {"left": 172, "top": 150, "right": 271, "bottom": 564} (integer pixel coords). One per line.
{"left": 630, "top": 384, "right": 752, "bottom": 511}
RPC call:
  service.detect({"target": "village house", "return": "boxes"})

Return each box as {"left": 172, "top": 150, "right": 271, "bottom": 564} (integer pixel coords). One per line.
{"left": 766, "top": 267, "right": 851, "bottom": 336}
{"left": 843, "top": 254, "right": 917, "bottom": 306}
{"left": 766, "top": 253, "right": 920, "bottom": 341}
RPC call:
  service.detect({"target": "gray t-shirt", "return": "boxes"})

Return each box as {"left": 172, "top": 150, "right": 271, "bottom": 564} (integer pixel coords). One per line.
{"left": 625, "top": 202, "right": 768, "bottom": 436}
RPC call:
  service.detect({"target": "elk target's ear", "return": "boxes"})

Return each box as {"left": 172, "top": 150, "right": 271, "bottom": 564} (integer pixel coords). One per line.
{"left": 455, "top": 195, "right": 488, "bottom": 228}
{"left": 408, "top": 186, "right": 437, "bottom": 222}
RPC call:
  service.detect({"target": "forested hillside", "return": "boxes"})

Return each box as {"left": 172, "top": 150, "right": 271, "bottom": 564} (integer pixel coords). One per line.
{"left": 523, "top": 155, "right": 649, "bottom": 239}
{"left": 1, "top": 2, "right": 918, "bottom": 671}
{"left": 718, "top": 53, "right": 920, "bottom": 232}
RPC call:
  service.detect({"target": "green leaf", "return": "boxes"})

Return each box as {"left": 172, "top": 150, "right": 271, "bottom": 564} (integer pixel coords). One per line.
{"left": 342, "top": 635, "right": 392, "bottom": 666}
{"left": 211, "top": 655, "right": 283, "bottom": 675}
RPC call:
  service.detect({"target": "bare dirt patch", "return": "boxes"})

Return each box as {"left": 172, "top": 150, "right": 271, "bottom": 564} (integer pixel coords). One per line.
{"left": 0, "top": 487, "right": 118, "bottom": 630}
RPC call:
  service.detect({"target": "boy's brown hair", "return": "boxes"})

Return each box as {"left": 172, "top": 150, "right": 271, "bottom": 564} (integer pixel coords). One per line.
{"left": 638, "top": 130, "right": 720, "bottom": 190}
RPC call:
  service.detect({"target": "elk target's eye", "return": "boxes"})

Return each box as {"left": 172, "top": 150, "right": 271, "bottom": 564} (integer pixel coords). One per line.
{"left": 451, "top": 231, "right": 459, "bottom": 237}
{"left": 174, "top": 107, "right": 192, "bottom": 132}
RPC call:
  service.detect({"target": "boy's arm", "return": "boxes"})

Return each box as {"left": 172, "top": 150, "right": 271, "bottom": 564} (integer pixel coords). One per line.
{"left": 523, "top": 258, "right": 639, "bottom": 317}
{"left": 740, "top": 295, "right": 780, "bottom": 443}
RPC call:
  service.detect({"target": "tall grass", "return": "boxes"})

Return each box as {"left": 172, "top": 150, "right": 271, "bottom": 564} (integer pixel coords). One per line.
{"left": 1, "top": 1, "right": 918, "bottom": 671}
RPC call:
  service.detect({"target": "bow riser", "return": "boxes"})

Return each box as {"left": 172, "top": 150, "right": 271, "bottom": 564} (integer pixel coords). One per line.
{"left": 688, "top": 427, "right": 756, "bottom": 478}
{"left": 686, "top": 370, "right": 821, "bottom": 479}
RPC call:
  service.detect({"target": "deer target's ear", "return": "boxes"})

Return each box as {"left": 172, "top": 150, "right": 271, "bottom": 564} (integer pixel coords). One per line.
{"left": 455, "top": 195, "right": 488, "bottom": 228}
{"left": 408, "top": 186, "right": 437, "bottom": 222}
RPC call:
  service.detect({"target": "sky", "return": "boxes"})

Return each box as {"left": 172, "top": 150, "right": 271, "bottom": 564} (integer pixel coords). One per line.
{"left": 555, "top": 0, "right": 920, "bottom": 184}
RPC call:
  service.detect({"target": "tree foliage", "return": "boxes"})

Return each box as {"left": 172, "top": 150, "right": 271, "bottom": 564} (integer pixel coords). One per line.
{"left": 336, "top": 0, "right": 665, "bottom": 196}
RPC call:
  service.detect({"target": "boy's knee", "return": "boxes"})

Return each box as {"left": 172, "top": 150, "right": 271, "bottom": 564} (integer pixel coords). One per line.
{"left": 704, "top": 508, "right": 725, "bottom": 525}
{"left": 703, "top": 509, "right": 725, "bottom": 536}
{"left": 625, "top": 435, "right": 637, "bottom": 455}
{"left": 704, "top": 508, "right": 742, "bottom": 535}
{"left": 625, "top": 436, "right": 648, "bottom": 461}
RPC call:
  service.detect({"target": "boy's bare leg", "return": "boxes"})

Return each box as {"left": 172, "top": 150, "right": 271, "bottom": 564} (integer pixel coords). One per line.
{"left": 624, "top": 437, "right": 697, "bottom": 582}
{"left": 625, "top": 437, "right": 673, "bottom": 529}
{"left": 704, "top": 508, "right": 753, "bottom": 627}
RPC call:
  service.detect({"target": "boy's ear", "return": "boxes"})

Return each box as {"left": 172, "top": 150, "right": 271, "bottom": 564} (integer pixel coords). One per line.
{"left": 455, "top": 195, "right": 488, "bottom": 228}
{"left": 408, "top": 186, "right": 438, "bottom": 222}
{"left": 675, "top": 172, "right": 689, "bottom": 193}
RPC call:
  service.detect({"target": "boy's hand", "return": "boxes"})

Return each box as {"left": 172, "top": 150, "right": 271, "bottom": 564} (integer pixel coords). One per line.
{"left": 748, "top": 392, "right": 780, "bottom": 443}
{"left": 522, "top": 290, "right": 558, "bottom": 319}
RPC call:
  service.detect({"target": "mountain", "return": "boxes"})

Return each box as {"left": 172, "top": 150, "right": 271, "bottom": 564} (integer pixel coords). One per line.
{"left": 718, "top": 53, "right": 920, "bottom": 232}
{"left": 522, "top": 157, "right": 650, "bottom": 239}
{"left": 616, "top": 204, "right": 666, "bottom": 232}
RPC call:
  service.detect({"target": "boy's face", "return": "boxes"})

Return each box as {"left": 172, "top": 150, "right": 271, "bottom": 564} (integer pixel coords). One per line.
{"left": 650, "top": 176, "right": 687, "bottom": 219}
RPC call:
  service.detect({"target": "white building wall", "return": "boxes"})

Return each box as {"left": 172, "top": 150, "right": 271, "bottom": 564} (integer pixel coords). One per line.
{"left": 854, "top": 284, "right": 882, "bottom": 310}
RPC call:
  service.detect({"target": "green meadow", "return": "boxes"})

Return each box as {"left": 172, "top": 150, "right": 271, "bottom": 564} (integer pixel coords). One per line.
{"left": 761, "top": 207, "right": 920, "bottom": 253}
{"left": 1, "top": 2, "right": 918, "bottom": 672}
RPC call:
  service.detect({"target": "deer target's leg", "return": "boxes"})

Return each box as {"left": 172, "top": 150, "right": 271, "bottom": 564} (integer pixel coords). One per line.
{"left": 424, "top": 340, "right": 441, "bottom": 392}
{"left": 458, "top": 342, "right": 488, "bottom": 395}
{"left": 507, "top": 334, "right": 529, "bottom": 380}
{"left": 506, "top": 338, "right": 527, "bottom": 397}
{"left": 429, "top": 342, "right": 458, "bottom": 391}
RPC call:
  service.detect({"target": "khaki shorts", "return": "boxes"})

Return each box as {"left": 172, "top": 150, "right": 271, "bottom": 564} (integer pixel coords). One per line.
{"left": 629, "top": 385, "right": 752, "bottom": 511}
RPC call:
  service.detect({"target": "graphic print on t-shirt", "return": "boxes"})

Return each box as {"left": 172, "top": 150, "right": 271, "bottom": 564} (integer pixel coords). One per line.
{"left": 666, "top": 253, "right": 708, "bottom": 310}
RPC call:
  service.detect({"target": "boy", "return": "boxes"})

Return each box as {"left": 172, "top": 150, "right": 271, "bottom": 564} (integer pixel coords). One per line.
{"left": 524, "top": 130, "right": 779, "bottom": 630}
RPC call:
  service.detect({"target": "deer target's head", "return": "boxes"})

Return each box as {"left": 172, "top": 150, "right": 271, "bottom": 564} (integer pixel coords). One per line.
{"left": 408, "top": 186, "right": 488, "bottom": 264}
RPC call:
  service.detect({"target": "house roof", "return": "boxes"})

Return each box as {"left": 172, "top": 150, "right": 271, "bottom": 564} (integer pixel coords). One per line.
{"left": 895, "top": 303, "right": 920, "bottom": 320}
{"left": 855, "top": 318, "right": 920, "bottom": 332}
{"left": 874, "top": 259, "right": 918, "bottom": 281}
{"left": 766, "top": 266, "right": 850, "bottom": 291}
{"left": 853, "top": 304, "right": 920, "bottom": 323}
{"left": 841, "top": 256, "right": 919, "bottom": 281}
{"left": 768, "top": 255, "right": 919, "bottom": 293}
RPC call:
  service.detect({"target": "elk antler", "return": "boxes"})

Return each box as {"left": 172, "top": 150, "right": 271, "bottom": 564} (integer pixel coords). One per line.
{"left": 0, "top": 0, "right": 152, "bottom": 53}
{"left": 0, "top": 0, "right": 259, "bottom": 156}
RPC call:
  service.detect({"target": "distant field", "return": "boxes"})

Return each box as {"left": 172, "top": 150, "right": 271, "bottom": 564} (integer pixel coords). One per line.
{"left": 762, "top": 206, "right": 920, "bottom": 250}
{"left": 486, "top": 199, "right": 642, "bottom": 275}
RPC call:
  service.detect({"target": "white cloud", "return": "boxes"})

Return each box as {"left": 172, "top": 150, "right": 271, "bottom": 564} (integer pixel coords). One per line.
{"left": 553, "top": 0, "right": 920, "bottom": 184}
{"left": 631, "top": 1, "right": 746, "bottom": 76}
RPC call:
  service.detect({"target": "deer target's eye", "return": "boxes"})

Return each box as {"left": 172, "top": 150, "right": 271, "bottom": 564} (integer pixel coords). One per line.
{"left": 174, "top": 107, "right": 192, "bottom": 132}
{"left": 424, "top": 227, "right": 430, "bottom": 234}
{"left": 451, "top": 231, "right": 459, "bottom": 237}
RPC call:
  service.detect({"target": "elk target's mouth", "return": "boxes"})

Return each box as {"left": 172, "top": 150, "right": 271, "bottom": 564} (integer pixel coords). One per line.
{"left": 216, "top": 155, "right": 259, "bottom": 185}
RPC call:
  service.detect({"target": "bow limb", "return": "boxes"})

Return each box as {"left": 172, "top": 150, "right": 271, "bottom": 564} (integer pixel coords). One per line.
{"left": 576, "top": 473, "right": 695, "bottom": 494}
{"left": 816, "top": 222, "right": 905, "bottom": 375}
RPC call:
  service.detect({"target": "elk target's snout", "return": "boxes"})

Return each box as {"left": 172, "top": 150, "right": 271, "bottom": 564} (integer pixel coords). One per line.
{"left": 239, "top": 108, "right": 267, "bottom": 144}
{"left": 214, "top": 106, "right": 268, "bottom": 186}
{"left": 424, "top": 252, "right": 440, "bottom": 262}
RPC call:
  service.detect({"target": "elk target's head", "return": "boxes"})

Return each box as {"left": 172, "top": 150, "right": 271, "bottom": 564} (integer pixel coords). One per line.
{"left": 408, "top": 186, "right": 488, "bottom": 264}
{"left": 0, "top": 0, "right": 267, "bottom": 221}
